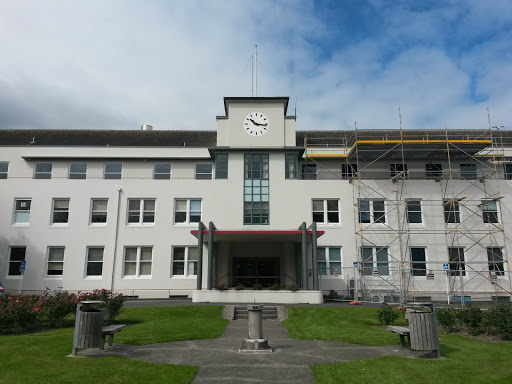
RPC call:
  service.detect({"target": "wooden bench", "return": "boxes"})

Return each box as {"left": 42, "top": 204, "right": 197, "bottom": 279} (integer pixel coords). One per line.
{"left": 100, "top": 324, "right": 126, "bottom": 350}
{"left": 387, "top": 325, "right": 410, "bottom": 348}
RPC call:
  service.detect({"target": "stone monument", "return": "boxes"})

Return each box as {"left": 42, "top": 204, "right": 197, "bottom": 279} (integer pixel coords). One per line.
{"left": 238, "top": 304, "right": 273, "bottom": 353}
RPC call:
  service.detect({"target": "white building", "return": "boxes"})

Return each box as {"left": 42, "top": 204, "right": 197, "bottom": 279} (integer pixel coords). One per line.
{"left": 1, "top": 97, "right": 511, "bottom": 304}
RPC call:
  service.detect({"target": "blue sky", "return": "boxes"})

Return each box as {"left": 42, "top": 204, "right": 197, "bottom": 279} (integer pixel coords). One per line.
{"left": 0, "top": 0, "right": 510, "bottom": 131}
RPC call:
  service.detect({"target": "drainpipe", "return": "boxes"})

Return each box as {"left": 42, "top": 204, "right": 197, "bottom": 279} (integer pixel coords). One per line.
{"left": 196, "top": 222, "right": 204, "bottom": 290}
{"left": 301, "top": 222, "right": 308, "bottom": 290}
{"left": 312, "top": 222, "right": 319, "bottom": 290}
{"left": 110, "top": 186, "right": 123, "bottom": 292}
{"left": 207, "top": 221, "right": 214, "bottom": 290}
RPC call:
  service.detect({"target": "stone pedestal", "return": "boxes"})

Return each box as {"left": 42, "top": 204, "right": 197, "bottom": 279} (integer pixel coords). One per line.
{"left": 238, "top": 304, "right": 273, "bottom": 353}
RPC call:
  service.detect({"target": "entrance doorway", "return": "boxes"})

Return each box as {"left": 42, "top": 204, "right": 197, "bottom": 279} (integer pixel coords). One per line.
{"left": 232, "top": 257, "right": 280, "bottom": 288}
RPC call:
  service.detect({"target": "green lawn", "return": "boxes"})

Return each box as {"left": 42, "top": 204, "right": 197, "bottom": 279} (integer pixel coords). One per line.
{"left": 283, "top": 306, "right": 512, "bottom": 384}
{"left": 0, "top": 305, "right": 228, "bottom": 384}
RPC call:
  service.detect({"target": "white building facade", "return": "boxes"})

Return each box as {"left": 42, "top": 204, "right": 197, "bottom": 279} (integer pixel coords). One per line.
{"left": 1, "top": 97, "right": 511, "bottom": 304}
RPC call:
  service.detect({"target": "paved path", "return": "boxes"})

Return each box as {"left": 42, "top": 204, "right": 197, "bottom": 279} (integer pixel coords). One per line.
{"left": 83, "top": 319, "right": 416, "bottom": 383}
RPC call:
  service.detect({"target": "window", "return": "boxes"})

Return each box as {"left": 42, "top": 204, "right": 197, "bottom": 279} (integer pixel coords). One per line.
{"left": 361, "top": 247, "right": 389, "bottom": 276}
{"left": 406, "top": 200, "right": 422, "bottom": 224}
{"left": 90, "top": 199, "right": 108, "bottom": 224}
{"left": 318, "top": 247, "right": 342, "bottom": 276}
{"left": 0, "top": 162, "right": 8, "bottom": 179}
{"left": 123, "top": 247, "right": 152, "bottom": 277}
{"left": 504, "top": 164, "right": 512, "bottom": 180}
{"left": 171, "top": 247, "right": 198, "bottom": 276}
{"left": 487, "top": 247, "right": 504, "bottom": 276}
{"left": 482, "top": 200, "right": 499, "bottom": 223}
{"left": 195, "top": 163, "right": 213, "bottom": 179}
{"left": 34, "top": 162, "right": 52, "bottom": 179}
{"left": 342, "top": 163, "right": 357, "bottom": 179}
{"left": 174, "top": 199, "right": 202, "bottom": 224}
{"left": 390, "top": 163, "right": 408, "bottom": 179}
{"left": 51, "top": 199, "right": 70, "bottom": 224}
{"left": 244, "top": 154, "right": 269, "bottom": 225}
{"left": 444, "top": 200, "right": 461, "bottom": 223}
{"left": 358, "top": 200, "right": 385, "bottom": 224}
{"left": 426, "top": 163, "right": 442, "bottom": 178}
{"left": 8, "top": 247, "right": 26, "bottom": 276}
{"left": 215, "top": 153, "right": 228, "bottom": 179}
{"left": 285, "top": 154, "right": 298, "bottom": 179}
{"left": 69, "top": 162, "right": 87, "bottom": 179}
{"left": 410, "top": 248, "right": 427, "bottom": 276}
{"left": 13, "top": 199, "right": 31, "bottom": 224}
{"left": 312, "top": 199, "right": 339, "bottom": 225}
{"left": 86, "top": 247, "right": 104, "bottom": 277}
{"left": 46, "top": 247, "right": 64, "bottom": 277}
{"left": 127, "top": 199, "right": 155, "bottom": 224}
{"left": 153, "top": 163, "right": 171, "bottom": 179}
{"left": 301, "top": 163, "right": 317, "bottom": 180}
{"left": 460, "top": 164, "right": 477, "bottom": 180}
{"left": 448, "top": 247, "right": 465, "bottom": 276}
{"left": 104, "top": 162, "right": 122, "bottom": 179}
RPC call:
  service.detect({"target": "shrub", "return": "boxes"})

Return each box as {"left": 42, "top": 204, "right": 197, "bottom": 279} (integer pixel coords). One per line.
{"left": 288, "top": 284, "right": 299, "bottom": 292}
{"left": 0, "top": 294, "right": 40, "bottom": 333}
{"left": 493, "top": 305, "right": 512, "bottom": 340}
{"left": 79, "top": 289, "right": 126, "bottom": 325}
{"left": 235, "top": 283, "right": 244, "bottom": 290}
{"left": 457, "top": 304, "right": 483, "bottom": 335}
{"left": 252, "top": 284, "right": 263, "bottom": 290}
{"left": 270, "top": 283, "right": 280, "bottom": 291}
{"left": 436, "top": 308, "right": 458, "bottom": 332}
{"left": 377, "top": 303, "right": 399, "bottom": 325}
{"left": 38, "top": 291, "right": 78, "bottom": 327}
{"left": 214, "top": 283, "right": 228, "bottom": 291}
{"left": 325, "top": 290, "right": 340, "bottom": 300}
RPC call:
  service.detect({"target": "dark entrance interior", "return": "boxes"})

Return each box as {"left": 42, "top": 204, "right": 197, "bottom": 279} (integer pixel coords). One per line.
{"left": 232, "top": 257, "right": 280, "bottom": 288}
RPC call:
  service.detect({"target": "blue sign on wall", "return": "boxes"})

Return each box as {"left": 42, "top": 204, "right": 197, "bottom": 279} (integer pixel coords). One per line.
{"left": 443, "top": 263, "right": 449, "bottom": 270}
{"left": 19, "top": 260, "right": 26, "bottom": 273}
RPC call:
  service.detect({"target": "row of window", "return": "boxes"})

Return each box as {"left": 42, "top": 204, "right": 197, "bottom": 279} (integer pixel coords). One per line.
{"left": 11, "top": 197, "right": 499, "bottom": 227}
{"left": 356, "top": 199, "right": 499, "bottom": 225}
{"left": 12, "top": 198, "right": 202, "bottom": 226}
{"left": 7, "top": 246, "right": 198, "bottom": 278}
{"left": 285, "top": 161, "right": 512, "bottom": 180}
{"left": 0, "top": 158, "right": 228, "bottom": 180}
{"left": 7, "top": 245, "right": 503, "bottom": 279}
{"left": 319, "top": 246, "right": 505, "bottom": 277}
{"left": 3, "top": 159, "right": 511, "bottom": 181}
{"left": 310, "top": 198, "right": 500, "bottom": 226}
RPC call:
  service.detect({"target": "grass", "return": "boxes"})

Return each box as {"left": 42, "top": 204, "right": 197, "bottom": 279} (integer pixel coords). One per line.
{"left": 283, "top": 306, "right": 512, "bottom": 384}
{"left": 283, "top": 306, "right": 407, "bottom": 345}
{"left": 0, "top": 305, "right": 228, "bottom": 384}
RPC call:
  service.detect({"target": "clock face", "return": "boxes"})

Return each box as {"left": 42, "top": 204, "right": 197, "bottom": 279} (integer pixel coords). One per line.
{"left": 243, "top": 112, "right": 269, "bottom": 136}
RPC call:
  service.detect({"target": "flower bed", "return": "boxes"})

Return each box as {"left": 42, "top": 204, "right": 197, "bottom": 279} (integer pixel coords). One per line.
{"left": 0, "top": 289, "right": 125, "bottom": 334}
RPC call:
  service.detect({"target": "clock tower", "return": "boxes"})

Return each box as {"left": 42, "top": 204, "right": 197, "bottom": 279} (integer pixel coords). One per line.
{"left": 216, "top": 97, "right": 296, "bottom": 148}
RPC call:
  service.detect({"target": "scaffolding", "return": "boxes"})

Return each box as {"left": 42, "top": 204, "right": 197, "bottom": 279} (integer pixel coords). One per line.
{"left": 302, "top": 128, "right": 512, "bottom": 304}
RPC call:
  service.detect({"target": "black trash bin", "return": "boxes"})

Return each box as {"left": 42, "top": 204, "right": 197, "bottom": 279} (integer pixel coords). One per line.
{"left": 72, "top": 300, "right": 105, "bottom": 355}
{"left": 406, "top": 302, "right": 441, "bottom": 357}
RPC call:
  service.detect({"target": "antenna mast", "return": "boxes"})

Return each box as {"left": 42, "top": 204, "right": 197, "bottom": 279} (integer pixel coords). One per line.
{"left": 255, "top": 45, "right": 258, "bottom": 97}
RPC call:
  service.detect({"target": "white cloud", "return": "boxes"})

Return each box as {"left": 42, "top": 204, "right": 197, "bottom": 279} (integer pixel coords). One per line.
{"left": 0, "top": 0, "right": 510, "bottom": 131}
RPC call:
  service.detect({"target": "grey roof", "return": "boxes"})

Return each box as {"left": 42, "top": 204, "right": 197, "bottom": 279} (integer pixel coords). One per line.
{"left": 1, "top": 128, "right": 511, "bottom": 148}
{"left": 0, "top": 129, "right": 217, "bottom": 147}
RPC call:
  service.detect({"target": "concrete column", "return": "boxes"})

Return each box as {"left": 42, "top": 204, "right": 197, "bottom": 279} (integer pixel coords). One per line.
{"left": 312, "top": 222, "right": 319, "bottom": 291}
{"left": 301, "top": 222, "right": 308, "bottom": 290}
{"left": 207, "top": 221, "right": 214, "bottom": 290}
{"left": 247, "top": 304, "right": 263, "bottom": 339}
{"left": 196, "top": 222, "right": 204, "bottom": 290}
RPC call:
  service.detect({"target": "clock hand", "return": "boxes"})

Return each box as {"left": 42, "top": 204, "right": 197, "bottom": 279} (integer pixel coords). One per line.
{"left": 249, "top": 118, "right": 258, "bottom": 125}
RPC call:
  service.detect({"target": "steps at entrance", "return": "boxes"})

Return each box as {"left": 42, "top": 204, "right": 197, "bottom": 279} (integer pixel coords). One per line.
{"left": 234, "top": 306, "right": 278, "bottom": 320}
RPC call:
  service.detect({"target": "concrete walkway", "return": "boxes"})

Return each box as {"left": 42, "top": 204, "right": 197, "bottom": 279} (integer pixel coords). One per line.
{"left": 83, "top": 319, "right": 418, "bottom": 383}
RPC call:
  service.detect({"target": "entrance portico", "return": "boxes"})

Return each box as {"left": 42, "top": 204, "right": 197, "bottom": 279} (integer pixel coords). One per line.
{"left": 191, "top": 222, "right": 324, "bottom": 303}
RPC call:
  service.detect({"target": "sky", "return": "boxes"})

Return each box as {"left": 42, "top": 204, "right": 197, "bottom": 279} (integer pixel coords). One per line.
{"left": 0, "top": 0, "right": 510, "bottom": 132}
